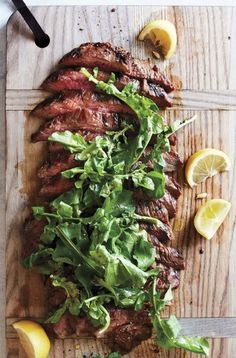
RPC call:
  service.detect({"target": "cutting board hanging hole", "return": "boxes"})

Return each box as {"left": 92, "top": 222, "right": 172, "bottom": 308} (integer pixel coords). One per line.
{"left": 35, "top": 34, "right": 50, "bottom": 48}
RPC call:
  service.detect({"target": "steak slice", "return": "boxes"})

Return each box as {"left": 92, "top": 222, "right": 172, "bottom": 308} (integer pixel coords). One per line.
{"left": 32, "top": 108, "right": 136, "bottom": 142}
{"left": 59, "top": 42, "right": 174, "bottom": 93}
{"left": 38, "top": 152, "right": 79, "bottom": 178}
{"left": 139, "top": 222, "right": 174, "bottom": 244}
{"left": 23, "top": 217, "right": 46, "bottom": 258}
{"left": 165, "top": 176, "right": 182, "bottom": 200}
{"left": 42, "top": 67, "right": 172, "bottom": 108}
{"left": 31, "top": 90, "right": 134, "bottom": 119}
{"left": 136, "top": 199, "right": 169, "bottom": 224}
{"left": 39, "top": 176, "right": 74, "bottom": 197}
{"left": 107, "top": 323, "right": 152, "bottom": 354}
{"left": 150, "top": 236, "right": 185, "bottom": 270}
{"left": 134, "top": 182, "right": 180, "bottom": 220}
{"left": 163, "top": 150, "right": 183, "bottom": 172}
{"left": 157, "top": 264, "right": 180, "bottom": 290}
{"left": 37, "top": 148, "right": 182, "bottom": 179}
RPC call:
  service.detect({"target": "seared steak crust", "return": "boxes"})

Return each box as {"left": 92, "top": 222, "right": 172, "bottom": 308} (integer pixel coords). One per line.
{"left": 31, "top": 90, "right": 134, "bottom": 119}
{"left": 32, "top": 109, "right": 136, "bottom": 142}
{"left": 42, "top": 67, "right": 172, "bottom": 108}
{"left": 59, "top": 42, "right": 174, "bottom": 93}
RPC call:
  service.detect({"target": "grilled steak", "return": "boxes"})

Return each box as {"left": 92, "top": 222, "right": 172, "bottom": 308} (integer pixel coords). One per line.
{"left": 23, "top": 216, "right": 46, "bottom": 258}
{"left": 59, "top": 42, "right": 174, "bottom": 93}
{"left": 25, "top": 42, "right": 183, "bottom": 354}
{"left": 38, "top": 151, "right": 79, "bottom": 178}
{"left": 32, "top": 109, "right": 136, "bottom": 142}
{"left": 42, "top": 67, "right": 172, "bottom": 108}
{"left": 107, "top": 322, "right": 152, "bottom": 354}
{"left": 151, "top": 237, "right": 185, "bottom": 270}
{"left": 31, "top": 90, "right": 134, "bottom": 119}
{"left": 39, "top": 176, "right": 74, "bottom": 197}
{"left": 163, "top": 150, "right": 183, "bottom": 172}
{"left": 156, "top": 265, "right": 180, "bottom": 290}
{"left": 140, "top": 222, "right": 174, "bottom": 244}
{"left": 37, "top": 148, "right": 182, "bottom": 179}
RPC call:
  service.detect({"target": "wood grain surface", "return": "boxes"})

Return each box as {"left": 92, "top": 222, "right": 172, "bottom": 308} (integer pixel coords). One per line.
{"left": 6, "top": 5, "right": 236, "bottom": 358}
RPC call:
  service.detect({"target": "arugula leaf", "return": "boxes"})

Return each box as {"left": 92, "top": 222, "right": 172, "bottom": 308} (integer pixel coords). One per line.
{"left": 149, "top": 280, "right": 209, "bottom": 355}
{"left": 45, "top": 276, "right": 82, "bottom": 323}
{"left": 83, "top": 296, "right": 111, "bottom": 334}
{"left": 48, "top": 131, "right": 87, "bottom": 153}
{"left": 80, "top": 67, "right": 166, "bottom": 169}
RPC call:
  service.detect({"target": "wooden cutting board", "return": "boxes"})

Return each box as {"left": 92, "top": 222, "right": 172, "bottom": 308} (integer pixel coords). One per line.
{"left": 5, "top": 6, "right": 236, "bottom": 358}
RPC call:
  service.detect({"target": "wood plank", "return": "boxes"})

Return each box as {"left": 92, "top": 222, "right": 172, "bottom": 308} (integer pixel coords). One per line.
{"left": 6, "top": 5, "right": 236, "bottom": 358}
{"left": 6, "top": 89, "right": 236, "bottom": 111}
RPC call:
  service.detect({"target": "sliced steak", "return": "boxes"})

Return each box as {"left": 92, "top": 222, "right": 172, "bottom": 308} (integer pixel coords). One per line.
{"left": 32, "top": 108, "right": 136, "bottom": 142}
{"left": 150, "top": 236, "right": 185, "bottom": 270}
{"left": 23, "top": 217, "right": 46, "bottom": 258}
{"left": 42, "top": 67, "right": 172, "bottom": 108}
{"left": 39, "top": 176, "right": 74, "bottom": 197}
{"left": 38, "top": 152, "right": 79, "bottom": 178}
{"left": 139, "top": 222, "right": 174, "bottom": 244}
{"left": 136, "top": 199, "right": 169, "bottom": 224}
{"left": 37, "top": 148, "right": 182, "bottom": 179}
{"left": 165, "top": 176, "right": 182, "bottom": 200}
{"left": 156, "top": 264, "right": 180, "bottom": 290}
{"left": 163, "top": 150, "right": 183, "bottom": 172}
{"left": 134, "top": 186, "right": 179, "bottom": 220}
{"left": 51, "top": 312, "right": 77, "bottom": 337}
{"left": 31, "top": 90, "right": 134, "bottom": 119}
{"left": 107, "top": 323, "right": 152, "bottom": 354}
{"left": 59, "top": 42, "right": 174, "bottom": 93}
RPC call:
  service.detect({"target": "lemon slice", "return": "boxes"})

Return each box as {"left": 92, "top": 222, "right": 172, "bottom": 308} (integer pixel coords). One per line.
{"left": 185, "top": 148, "right": 231, "bottom": 187}
{"left": 194, "top": 199, "right": 231, "bottom": 240}
{"left": 12, "top": 320, "right": 50, "bottom": 358}
{"left": 138, "top": 19, "right": 177, "bottom": 59}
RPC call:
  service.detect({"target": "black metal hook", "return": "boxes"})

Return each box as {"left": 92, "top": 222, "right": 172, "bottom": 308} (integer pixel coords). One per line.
{"left": 11, "top": 0, "right": 50, "bottom": 48}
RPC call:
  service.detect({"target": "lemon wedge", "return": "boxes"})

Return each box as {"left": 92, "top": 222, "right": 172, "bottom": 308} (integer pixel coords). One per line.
{"left": 138, "top": 19, "right": 177, "bottom": 59}
{"left": 185, "top": 148, "right": 231, "bottom": 187}
{"left": 12, "top": 320, "right": 50, "bottom": 358}
{"left": 194, "top": 199, "right": 231, "bottom": 240}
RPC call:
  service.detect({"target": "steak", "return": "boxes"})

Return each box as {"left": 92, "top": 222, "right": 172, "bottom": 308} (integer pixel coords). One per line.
{"left": 59, "top": 42, "right": 174, "bottom": 93}
{"left": 134, "top": 180, "right": 180, "bottom": 220}
{"left": 140, "top": 222, "right": 174, "bottom": 244}
{"left": 150, "top": 237, "right": 185, "bottom": 270}
{"left": 163, "top": 150, "right": 183, "bottom": 172}
{"left": 38, "top": 151, "right": 79, "bottom": 178}
{"left": 31, "top": 90, "right": 134, "bottom": 119}
{"left": 32, "top": 108, "right": 136, "bottom": 142}
{"left": 37, "top": 149, "right": 183, "bottom": 179}
{"left": 156, "top": 265, "right": 180, "bottom": 290}
{"left": 42, "top": 67, "right": 172, "bottom": 108}
{"left": 39, "top": 176, "right": 74, "bottom": 197}
{"left": 107, "top": 323, "right": 152, "bottom": 354}
{"left": 23, "top": 216, "right": 46, "bottom": 258}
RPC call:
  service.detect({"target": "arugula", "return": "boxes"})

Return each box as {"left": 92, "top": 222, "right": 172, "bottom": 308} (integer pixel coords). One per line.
{"left": 149, "top": 280, "right": 209, "bottom": 355}
{"left": 22, "top": 67, "right": 206, "bottom": 355}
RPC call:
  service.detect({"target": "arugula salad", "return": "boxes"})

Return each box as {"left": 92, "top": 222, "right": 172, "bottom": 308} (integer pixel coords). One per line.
{"left": 23, "top": 68, "right": 209, "bottom": 355}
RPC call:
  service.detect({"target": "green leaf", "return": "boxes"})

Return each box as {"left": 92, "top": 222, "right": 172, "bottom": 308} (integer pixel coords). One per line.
{"left": 133, "top": 234, "right": 156, "bottom": 270}
{"left": 107, "top": 353, "right": 122, "bottom": 358}
{"left": 45, "top": 304, "right": 67, "bottom": 324}
{"left": 57, "top": 202, "right": 73, "bottom": 218}
{"left": 48, "top": 131, "right": 87, "bottom": 153}
{"left": 32, "top": 206, "right": 45, "bottom": 216}
{"left": 144, "top": 171, "right": 165, "bottom": 199}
